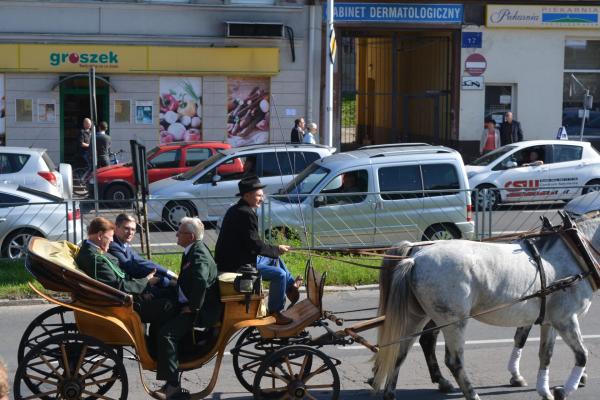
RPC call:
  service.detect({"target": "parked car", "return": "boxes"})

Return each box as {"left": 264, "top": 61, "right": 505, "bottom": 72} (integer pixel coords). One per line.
{"left": 88, "top": 141, "right": 231, "bottom": 202}
{"left": 564, "top": 191, "right": 600, "bottom": 219}
{"left": 262, "top": 144, "right": 474, "bottom": 246}
{"left": 466, "top": 140, "right": 600, "bottom": 209}
{"left": 148, "top": 143, "right": 336, "bottom": 227}
{"left": 0, "top": 147, "right": 72, "bottom": 199}
{"left": 0, "top": 185, "right": 84, "bottom": 259}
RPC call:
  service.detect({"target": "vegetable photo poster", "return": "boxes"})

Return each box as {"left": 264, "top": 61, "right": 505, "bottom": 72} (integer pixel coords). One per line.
{"left": 159, "top": 78, "right": 202, "bottom": 144}
{"left": 226, "top": 77, "right": 270, "bottom": 147}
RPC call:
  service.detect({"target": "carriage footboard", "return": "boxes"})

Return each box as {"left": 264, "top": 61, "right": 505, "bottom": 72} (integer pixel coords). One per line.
{"left": 342, "top": 316, "right": 385, "bottom": 353}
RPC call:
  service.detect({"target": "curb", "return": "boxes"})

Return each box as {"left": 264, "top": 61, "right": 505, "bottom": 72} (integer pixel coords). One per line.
{"left": 0, "top": 285, "right": 379, "bottom": 307}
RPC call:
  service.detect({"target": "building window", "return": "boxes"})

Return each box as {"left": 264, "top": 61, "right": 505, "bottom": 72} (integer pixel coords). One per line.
{"left": 563, "top": 40, "right": 600, "bottom": 138}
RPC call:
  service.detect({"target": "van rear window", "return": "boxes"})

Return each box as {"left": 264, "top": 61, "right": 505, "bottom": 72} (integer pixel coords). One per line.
{"left": 0, "top": 153, "right": 30, "bottom": 174}
{"left": 422, "top": 164, "right": 460, "bottom": 196}
{"left": 378, "top": 165, "right": 422, "bottom": 200}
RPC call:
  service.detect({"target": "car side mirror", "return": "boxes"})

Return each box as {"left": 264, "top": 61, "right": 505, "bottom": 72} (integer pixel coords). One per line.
{"left": 314, "top": 195, "right": 326, "bottom": 208}
{"left": 212, "top": 174, "right": 222, "bottom": 186}
{"left": 505, "top": 160, "right": 518, "bottom": 169}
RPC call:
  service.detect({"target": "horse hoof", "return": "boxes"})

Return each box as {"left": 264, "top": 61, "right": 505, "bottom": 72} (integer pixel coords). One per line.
{"left": 510, "top": 375, "right": 528, "bottom": 387}
{"left": 579, "top": 372, "right": 587, "bottom": 387}
{"left": 383, "top": 392, "right": 396, "bottom": 400}
{"left": 553, "top": 386, "right": 566, "bottom": 400}
{"left": 541, "top": 396, "right": 554, "bottom": 400}
{"left": 366, "top": 377, "right": 374, "bottom": 388}
{"left": 437, "top": 378, "right": 454, "bottom": 393}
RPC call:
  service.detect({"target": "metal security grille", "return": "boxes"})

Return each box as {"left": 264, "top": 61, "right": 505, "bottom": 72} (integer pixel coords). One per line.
{"left": 339, "top": 32, "right": 453, "bottom": 150}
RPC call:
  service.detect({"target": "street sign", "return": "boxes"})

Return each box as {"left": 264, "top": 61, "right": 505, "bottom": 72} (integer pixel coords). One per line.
{"left": 465, "top": 53, "right": 487, "bottom": 76}
{"left": 329, "top": 29, "right": 337, "bottom": 64}
{"left": 461, "top": 76, "right": 484, "bottom": 90}
{"left": 462, "top": 32, "right": 482, "bottom": 48}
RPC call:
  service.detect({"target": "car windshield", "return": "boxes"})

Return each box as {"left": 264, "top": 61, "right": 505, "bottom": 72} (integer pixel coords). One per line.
{"left": 276, "top": 164, "right": 330, "bottom": 203}
{"left": 470, "top": 146, "right": 516, "bottom": 166}
{"left": 146, "top": 146, "right": 160, "bottom": 159}
{"left": 177, "top": 152, "right": 226, "bottom": 180}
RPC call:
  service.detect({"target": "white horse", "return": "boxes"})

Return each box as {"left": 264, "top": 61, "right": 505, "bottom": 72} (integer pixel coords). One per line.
{"left": 373, "top": 217, "right": 598, "bottom": 400}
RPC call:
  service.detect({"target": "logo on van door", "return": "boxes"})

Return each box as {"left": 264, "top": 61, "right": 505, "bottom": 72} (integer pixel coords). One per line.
{"left": 49, "top": 51, "right": 119, "bottom": 67}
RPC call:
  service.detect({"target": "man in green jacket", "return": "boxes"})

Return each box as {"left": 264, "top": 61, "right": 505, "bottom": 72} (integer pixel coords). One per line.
{"left": 76, "top": 217, "right": 176, "bottom": 337}
{"left": 154, "top": 217, "right": 221, "bottom": 400}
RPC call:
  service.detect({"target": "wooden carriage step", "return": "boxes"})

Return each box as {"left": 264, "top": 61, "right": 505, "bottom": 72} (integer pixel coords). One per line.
{"left": 257, "top": 299, "right": 321, "bottom": 339}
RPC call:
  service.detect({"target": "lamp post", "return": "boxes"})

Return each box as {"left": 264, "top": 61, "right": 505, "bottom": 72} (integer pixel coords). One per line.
{"left": 571, "top": 74, "right": 593, "bottom": 141}
{"left": 324, "top": 0, "right": 335, "bottom": 147}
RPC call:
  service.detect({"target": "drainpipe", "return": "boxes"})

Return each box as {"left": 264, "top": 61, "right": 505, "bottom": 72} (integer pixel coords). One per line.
{"left": 306, "top": 5, "right": 316, "bottom": 123}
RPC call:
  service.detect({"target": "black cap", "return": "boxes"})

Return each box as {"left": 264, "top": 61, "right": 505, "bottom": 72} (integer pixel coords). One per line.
{"left": 236, "top": 175, "right": 266, "bottom": 196}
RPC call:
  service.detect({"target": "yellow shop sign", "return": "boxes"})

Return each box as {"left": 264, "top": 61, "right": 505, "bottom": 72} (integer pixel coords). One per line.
{"left": 0, "top": 44, "right": 279, "bottom": 75}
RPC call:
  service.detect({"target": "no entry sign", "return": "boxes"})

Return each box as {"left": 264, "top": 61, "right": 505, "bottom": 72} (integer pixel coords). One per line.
{"left": 465, "top": 53, "right": 487, "bottom": 76}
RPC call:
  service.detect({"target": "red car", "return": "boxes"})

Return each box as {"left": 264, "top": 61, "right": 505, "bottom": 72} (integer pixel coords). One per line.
{"left": 91, "top": 141, "right": 231, "bottom": 201}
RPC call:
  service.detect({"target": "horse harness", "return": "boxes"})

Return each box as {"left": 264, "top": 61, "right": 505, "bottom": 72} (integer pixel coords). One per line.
{"left": 522, "top": 215, "right": 600, "bottom": 325}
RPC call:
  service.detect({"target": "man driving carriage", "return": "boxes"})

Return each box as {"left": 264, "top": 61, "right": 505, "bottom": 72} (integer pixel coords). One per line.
{"left": 154, "top": 217, "right": 221, "bottom": 400}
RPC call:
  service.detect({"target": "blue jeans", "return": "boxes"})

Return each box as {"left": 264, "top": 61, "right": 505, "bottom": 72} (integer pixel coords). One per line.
{"left": 257, "top": 256, "right": 295, "bottom": 313}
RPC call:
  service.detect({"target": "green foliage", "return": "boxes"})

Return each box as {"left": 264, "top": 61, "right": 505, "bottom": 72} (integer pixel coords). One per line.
{"left": 0, "top": 259, "right": 43, "bottom": 299}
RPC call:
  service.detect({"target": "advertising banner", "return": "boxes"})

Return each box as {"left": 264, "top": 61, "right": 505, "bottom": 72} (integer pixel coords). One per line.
{"left": 487, "top": 5, "right": 600, "bottom": 29}
{"left": 159, "top": 78, "right": 202, "bottom": 144}
{"left": 0, "top": 74, "right": 4, "bottom": 145}
{"left": 226, "top": 77, "right": 270, "bottom": 147}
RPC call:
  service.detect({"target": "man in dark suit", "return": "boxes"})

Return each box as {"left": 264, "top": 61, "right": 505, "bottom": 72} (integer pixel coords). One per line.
{"left": 154, "top": 217, "right": 221, "bottom": 400}
{"left": 290, "top": 117, "right": 305, "bottom": 143}
{"left": 499, "top": 112, "right": 524, "bottom": 146}
{"left": 96, "top": 121, "right": 112, "bottom": 168}
{"left": 76, "top": 217, "right": 176, "bottom": 337}
{"left": 109, "top": 213, "right": 177, "bottom": 289}
{"left": 215, "top": 176, "right": 292, "bottom": 324}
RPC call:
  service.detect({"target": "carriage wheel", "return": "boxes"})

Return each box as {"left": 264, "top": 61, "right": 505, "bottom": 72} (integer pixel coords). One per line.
{"left": 252, "top": 345, "right": 340, "bottom": 400}
{"left": 13, "top": 333, "right": 128, "bottom": 400}
{"left": 18, "top": 306, "right": 78, "bottom": 363}
{"left": 232, "top": 327, "right": 268, "bottom": 393}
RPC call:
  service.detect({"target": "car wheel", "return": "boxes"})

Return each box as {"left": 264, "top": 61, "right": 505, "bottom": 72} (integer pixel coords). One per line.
{"left": 104, "top": 184, "right": 133, "bottom": 208}
{"left": 582, "top": 179, "right": 600, "bottom": 195}
{"left": 423, "top": 224, "right": 460, "bottom": 241}
{"left": 163, "top": 201, "right": 197, "bottom": 229}
{"left": 473, "top": 184, "right": 500, "bottom": 210}
{"left": 2, "top": 229, "right": 42, "bottom": 260}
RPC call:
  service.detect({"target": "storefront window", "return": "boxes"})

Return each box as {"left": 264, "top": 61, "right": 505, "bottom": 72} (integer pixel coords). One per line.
{"left": 563, "top": 40, "right": 600, "bottom": 138}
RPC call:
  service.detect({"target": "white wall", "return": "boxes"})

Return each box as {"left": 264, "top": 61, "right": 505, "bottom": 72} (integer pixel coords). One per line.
{"left": 460, "top": 26, "right": 600, "bottom": 143}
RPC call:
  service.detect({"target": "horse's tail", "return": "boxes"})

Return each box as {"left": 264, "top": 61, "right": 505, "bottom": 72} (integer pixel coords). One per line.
{"left": 372, "top": 254, "right": 424, "bottom": 391}
{"left": 378, "top": 241, "right": 413, "bottom": 316}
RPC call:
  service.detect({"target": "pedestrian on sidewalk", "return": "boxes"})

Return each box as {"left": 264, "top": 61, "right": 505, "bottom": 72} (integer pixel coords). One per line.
{"left": 291, "top": 118, "right": 305, "bottom": 143}
{"left": 499, "top": 112, "right": 524, "bottom": 146}
{"left": 480, "top": 118, "right": 501, "bottom": 155}
{"left": 303, "top": 122, "right": 318, "bottom": 144}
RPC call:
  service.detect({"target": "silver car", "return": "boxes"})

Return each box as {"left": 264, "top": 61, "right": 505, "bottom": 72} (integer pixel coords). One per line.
{"left": 0, "top": 185, "right": 84, "bottom": 259}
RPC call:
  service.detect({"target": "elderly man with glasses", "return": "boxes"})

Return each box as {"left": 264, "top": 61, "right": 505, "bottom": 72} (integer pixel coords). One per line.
{"left": 154, "top": 217, "right": 221, "bottom": 400}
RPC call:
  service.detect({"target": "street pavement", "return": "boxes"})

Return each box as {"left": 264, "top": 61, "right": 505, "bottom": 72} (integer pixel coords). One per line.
{"left": 3, "top": 290, "right": 600, "bottom": 399}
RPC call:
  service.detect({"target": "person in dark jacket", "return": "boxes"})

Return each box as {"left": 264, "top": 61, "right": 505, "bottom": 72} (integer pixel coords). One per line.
{"left": 290, "top": 118, "right": 305, "bottom": 143}
{"left": 214, "top": 175, "right": 291, "bottom": 324}
{"left": 109, "top": 213, "right": 177, "bottom": 288}
{"left": 96, "top": 121, "right": 112, "bottom": 167}
{"left": 78, "top": 118, "right": 92, "bottom": 177}
{"left": 76, "top": 217, "right": 176, "bottom": 337}
{"left": 154, "top": 217, "right": 221, "bottom": 400}
{"left": 499, "top": 112, "right": 524, "bottom": 146}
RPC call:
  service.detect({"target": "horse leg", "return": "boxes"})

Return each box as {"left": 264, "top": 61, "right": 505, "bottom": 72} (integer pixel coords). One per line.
{"left": 442, "top": 323, "right": 480, "bottom": 400}
{"left": 537, "top": 324, "right": 556, "bottom": 400}
{"left": 419, "top": 320, "right": 454, "bottom": 393}
{"left": 509, "top": 325, "right": 532, "bottom": 387}
{"left": 552, "top": 317, "right": 587, "bottom": 400}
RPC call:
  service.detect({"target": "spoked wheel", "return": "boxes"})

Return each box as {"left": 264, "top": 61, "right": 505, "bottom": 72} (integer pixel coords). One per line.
{"left": 18, "top": 306, "right": 78, "bottom": 363}
{"left": 14, "top": 333, "right": 128, "bottom": 400}
{"left": 252, "top": 345, "right": 340, "bottom": 400}
{"left": 232, "top": 327, "right": 268, "bottom": 393}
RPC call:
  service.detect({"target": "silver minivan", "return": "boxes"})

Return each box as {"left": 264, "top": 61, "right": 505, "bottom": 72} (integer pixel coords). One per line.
{"left": 262, "top": 145, "right": 474, "bottom": 246}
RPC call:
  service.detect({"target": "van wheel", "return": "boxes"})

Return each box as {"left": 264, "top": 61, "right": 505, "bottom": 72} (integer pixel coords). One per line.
{"left": 423, "top": 224, "right": 460, "bottom": 241}
{"left": 163, "top": 201, "right": 197, "bottom": 229}
{"left": 473, "top": 184, "right": 500, "bottom": 210}
{"left": 582, "top": 179, "right": 600, "bottom": 194}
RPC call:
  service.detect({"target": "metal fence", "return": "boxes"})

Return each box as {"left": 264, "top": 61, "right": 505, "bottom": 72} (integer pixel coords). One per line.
{"left": 1, "top": 186, "right": 599, "bottom": 260}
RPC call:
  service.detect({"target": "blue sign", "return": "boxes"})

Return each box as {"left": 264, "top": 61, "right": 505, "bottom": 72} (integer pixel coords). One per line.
{"left": 326, "top": 3, "right": 463, "bottom": 24}
{"left": 462, "top": 32, "right": 482, "bottom": 48}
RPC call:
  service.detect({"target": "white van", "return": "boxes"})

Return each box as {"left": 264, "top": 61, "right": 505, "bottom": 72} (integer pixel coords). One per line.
{"left": 262, "top": 144, "right": 474, "bottom": 246}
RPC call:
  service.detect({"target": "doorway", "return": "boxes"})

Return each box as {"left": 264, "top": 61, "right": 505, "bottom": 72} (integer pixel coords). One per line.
{"left": 339, "top": 30, "right": 459, "bottom": 150}
{"left": 59, "top": 77, "right": 109, "bottom": 166}
{"left": 485, "top": 84, "right": 515, "bottom": 126}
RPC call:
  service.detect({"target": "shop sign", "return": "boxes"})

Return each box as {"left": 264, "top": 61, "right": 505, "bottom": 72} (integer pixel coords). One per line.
{"left": 462, "top": 76, "right": 484, "bottom": 90}
{"left": 327, "top": 3, "right": 463, "bottom": 24}
{"left": 486, "top": 5, "right": 600, "bottom": 29}
{"left": 0, "top": 44, "right": 280, "bottom": 76}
